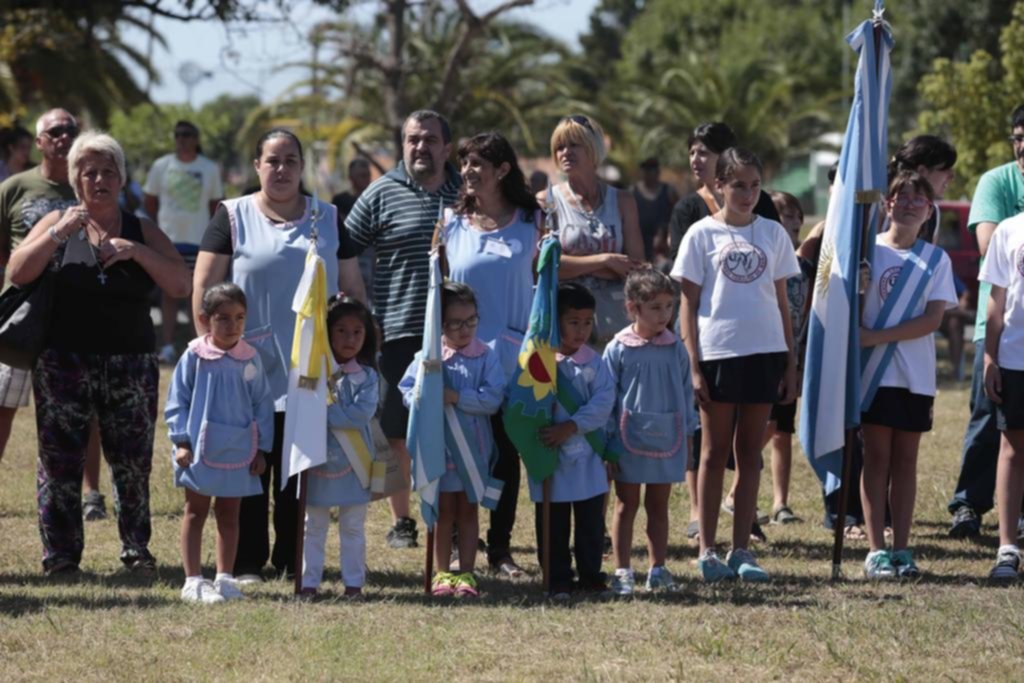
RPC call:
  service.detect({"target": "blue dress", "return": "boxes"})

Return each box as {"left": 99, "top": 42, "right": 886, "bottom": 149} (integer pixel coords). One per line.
{"left": 527, "top": 344, "right": 615, "bottom": 503}
{"left": 306, "top": 360, "right": 380, "bottom": 508}
{"left": 165, "top": 336, "right": 276, "bottom": 497}
{"left": 399, "top": 338, "right": 506, "bottom": 493}
{"left": 603, "top": 327, "right": 699, "bottom": 484}
{"left": 443, "top": 209, "right": 539, "bottom": 379}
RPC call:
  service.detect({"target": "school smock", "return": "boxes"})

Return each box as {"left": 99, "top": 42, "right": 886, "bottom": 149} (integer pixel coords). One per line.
{"left": 398, "top": 338, "right": 506, "bottom": 493}
{"left": 306, "top": 360, "right": 380, "bottom": 508}
{"left": 218, "top": 195, "right": 340, "bottom": 411}
{"left": 671, "top": 215, "right": 800, "bottom": 361}
{"left": 527, "top": 344, "right": 615, "bottom": 503}
{"left": 980, "top": 213, "right": 1024, "bottom": 370}
{"left": 863, "top": 235, "right": 957, "bottom": 396}
{"left": 165, "top": 336, "right": 275, "bottom": 498}
{"left": 442, "top": 209, "right": 539, "bottom": 379}
{"left": 603, "top": 327, "right": 699, "bottom": 484}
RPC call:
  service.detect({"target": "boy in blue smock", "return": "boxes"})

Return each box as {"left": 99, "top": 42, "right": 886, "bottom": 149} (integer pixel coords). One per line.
{"left": 530, "top": 282, "right": 617, "bottom": 600}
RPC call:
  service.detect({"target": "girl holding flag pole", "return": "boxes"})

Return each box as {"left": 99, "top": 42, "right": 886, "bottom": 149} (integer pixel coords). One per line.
{"left": 858, "top": 171, "right": 956, "bottom": 579}
{"left": 400, "top": 282, "right": 507, "bottom": 597}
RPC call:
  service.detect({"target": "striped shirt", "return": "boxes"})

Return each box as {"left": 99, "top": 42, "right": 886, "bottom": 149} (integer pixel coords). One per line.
{"left": 342, "top": 162, "right": 461, "bottom": 341}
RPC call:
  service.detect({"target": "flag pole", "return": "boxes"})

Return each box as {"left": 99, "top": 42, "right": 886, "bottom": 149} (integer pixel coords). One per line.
{"left": 423, "top": 201, "right": 446, "bottom": 595}
{"left": 542, "top": 479, "right": 551, "bottom": 593}
{"left": 831, "top": 6, "right": 886, "bottom": 582}
{"left": 424, "top": 525, "right": 436, "bottom": 595}
{"left": 294, "top": 470, "right": 308, "bottom": 594}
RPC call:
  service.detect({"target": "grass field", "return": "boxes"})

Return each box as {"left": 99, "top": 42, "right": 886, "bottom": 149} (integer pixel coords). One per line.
{"left": 1, "top": 345, "right": 1022, "bottom": 682}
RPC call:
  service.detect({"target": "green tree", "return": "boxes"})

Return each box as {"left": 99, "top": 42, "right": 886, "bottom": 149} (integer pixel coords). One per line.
{"left": 916, "top": 1, "right": 1024, "bottom": 196}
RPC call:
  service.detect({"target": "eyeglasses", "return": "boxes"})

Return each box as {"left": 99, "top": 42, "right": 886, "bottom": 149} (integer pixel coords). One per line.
{"left": 563, "top": 115, "right": 595, "bottom": 133}
{"left": 43, "top": 125, "right": 78, "bottom": 140}
{"left": 443, "top": 315, "right": 479, "bottom": 332}
{"left": 891, "top": 193, "right": 930, "bottom": 208}
{"left": 1009, "top": 135, "right": 1024, "bottom": 144}
{"left": 174, "top": 130, "right": 197, "bottom": 139}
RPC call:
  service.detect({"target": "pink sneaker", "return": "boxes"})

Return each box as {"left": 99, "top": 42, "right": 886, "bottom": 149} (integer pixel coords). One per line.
{"left": 454, "top": 572, "right": 479, "bottom": 598}
{"left": 431, "top": 572, "right": 456, "bottom": 597}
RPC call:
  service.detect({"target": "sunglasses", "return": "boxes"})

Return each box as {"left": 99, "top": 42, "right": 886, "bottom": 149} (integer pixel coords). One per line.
{"left": 43, "top": 125, "right": 78, "bottom": 139}
{"left": 563, "top": 115, "right": 595, "bottom": 133}
{"left": 1009, "top": 135, "right": 1024, "bottom": 144}
{"left": 443, "top": 315, "right": 480, "bottom": 332}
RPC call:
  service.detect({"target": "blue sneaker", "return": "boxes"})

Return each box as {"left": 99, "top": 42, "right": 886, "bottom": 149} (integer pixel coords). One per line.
{"left": 698, "top": 549, "right": 736, "bottom": 583}
{"left": 863, "top": 549, "right": 897, "bottom": 580}
{"left": 726, "top": 548, "right": 770, "bottom": 582}
{"left": 989, "top": 546, "right": 1021, "bottom": 581}
{"left": 891, "top": 548, "right": 921, "bottom": 579}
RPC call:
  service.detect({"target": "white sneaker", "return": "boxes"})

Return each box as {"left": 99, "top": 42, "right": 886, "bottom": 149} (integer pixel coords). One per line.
{"left": 181, "top": 579, "right": 225, "bottom": 604}
{"left": 610, "top": 568, "right": 635, "bottom": 596}
{"left": 235, "top": 573, "right": 263, "bottom": 585}
{"left": 214, "top": 577, "right": 245, "bottom": 600}
{"left": 645, "top": 565, "right": 679, "bottom": 592}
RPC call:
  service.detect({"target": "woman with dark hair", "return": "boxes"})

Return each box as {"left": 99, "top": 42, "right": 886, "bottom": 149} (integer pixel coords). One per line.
{"left": 192, "top": 127, "right": 343, "bottom": 582}
{"left": 668, "top": 122, "right": 781, "bottom": 263}
{"left": 436, "top": 131, "right": 540, "bottom": 578}
{"left": 888, "top": 134, "right": 957, "bottom": 243}
{"left": 0, "top": 126, "right": 33, "bottom": 181}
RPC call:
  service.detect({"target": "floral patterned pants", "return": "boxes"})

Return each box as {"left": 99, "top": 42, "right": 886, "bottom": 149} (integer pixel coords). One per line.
{"left": 33, "top": 349, "right": 158, "bottom": 571}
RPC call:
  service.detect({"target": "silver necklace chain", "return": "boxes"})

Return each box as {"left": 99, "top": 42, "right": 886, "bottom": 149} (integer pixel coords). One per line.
{"left": 565, "top": 180, "right": 603, "bottom": 229}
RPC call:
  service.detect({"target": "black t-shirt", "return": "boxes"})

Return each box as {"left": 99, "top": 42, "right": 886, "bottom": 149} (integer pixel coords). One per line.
{"left": 49, "top": 212, "right": 156, "bottom": 354}
{"left": 199, "top": 204, "right": 347, "bottom": 259}
{"left": 667, "top": 190, "right": 781, "bottom": 262}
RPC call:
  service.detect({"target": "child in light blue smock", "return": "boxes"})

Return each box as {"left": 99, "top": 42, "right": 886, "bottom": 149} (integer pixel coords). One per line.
{"left": 301, "top": 295, "right": 380, "bottom": 599}
{"left": 165, "top": 283, "right": 274, "bottom": 604}
{"left": 603, "top": 267, "right": 698, "bottom": 595}
{"left": 528, "top": 282, "right": 617, "bottom": 599}
{"left": 399, "top": 282, "right": 506, "bottom": 598}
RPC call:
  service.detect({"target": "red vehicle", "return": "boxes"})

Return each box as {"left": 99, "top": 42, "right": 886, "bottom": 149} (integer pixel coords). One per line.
{"left": 935, "top": 200, "right": 978, "bottom": 311}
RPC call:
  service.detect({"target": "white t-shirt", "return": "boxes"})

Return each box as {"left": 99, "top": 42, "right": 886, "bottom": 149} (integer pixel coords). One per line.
{"left": 980, "top": 213, "right": 1024, "bottom": 371}
{"left": 862, "top": 235, "right": 957, "bottom": 395}
{"left": 143, "top": 154, "right": 223, "bottom": 244}
{"left": 671, "top": 215, "right": 800, "bottom": 361}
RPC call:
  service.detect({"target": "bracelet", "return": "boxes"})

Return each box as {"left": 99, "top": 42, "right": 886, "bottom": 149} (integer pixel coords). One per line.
{"left": 48, "top": 226, "right": 68, "bottom": 245}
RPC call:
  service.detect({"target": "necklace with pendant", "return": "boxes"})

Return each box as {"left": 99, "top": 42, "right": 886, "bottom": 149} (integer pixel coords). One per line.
{"left": 84, "top": 213, "right": 120, "bottom": 285}
{"left": 566, "top": 181, "right": 603, "bottom": 231}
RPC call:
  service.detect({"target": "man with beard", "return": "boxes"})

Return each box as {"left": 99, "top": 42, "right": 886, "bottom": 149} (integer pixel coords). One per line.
{"left": 948, "top": 104, "right": 1024, "bottom": 539}
{"left": 340, "top": 110, "right": 461, "bottom": 548}
{"left": 0, "top": 110, "right": 80, "bottom": 462}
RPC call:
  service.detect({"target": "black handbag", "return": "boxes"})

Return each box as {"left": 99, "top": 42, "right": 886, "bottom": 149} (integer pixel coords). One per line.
{"left": 0, "top": 266, "right": 56, "bottom": 369}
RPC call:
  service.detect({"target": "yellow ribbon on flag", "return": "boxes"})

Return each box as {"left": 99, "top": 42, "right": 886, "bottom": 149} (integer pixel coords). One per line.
{"left": 290, "top": 250, "right": 335, "bottom": 403}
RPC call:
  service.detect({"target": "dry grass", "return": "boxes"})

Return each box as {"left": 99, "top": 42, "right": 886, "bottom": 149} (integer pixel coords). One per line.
{"left": 1, "top": 345, "right": 1022, "bottom": 682}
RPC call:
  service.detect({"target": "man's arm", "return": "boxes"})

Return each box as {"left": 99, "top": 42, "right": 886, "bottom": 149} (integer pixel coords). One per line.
{"left": 339, "top": 257, "right": 367, "bottom": 304}
{"left": 976, "top": 221, "right": 997, "bottom": 258}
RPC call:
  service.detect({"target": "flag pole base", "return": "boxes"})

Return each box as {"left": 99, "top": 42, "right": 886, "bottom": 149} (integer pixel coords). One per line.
{"left": 424, "top": 525, "right": 436, "bottom": 595}
{"left": 293, "top": 471, "right": 308, "bottom": 596}
{"left": 831, "top": 563, "right": 844, "bottom": 582}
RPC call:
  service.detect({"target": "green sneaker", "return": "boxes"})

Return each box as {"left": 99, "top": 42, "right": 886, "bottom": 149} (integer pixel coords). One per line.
{"left": 891, "top": 549, "right": 920, "bottom": 579}
{"left": 431, "top": 571, "right": 457, "bottom": 597}
{"left": 863, "top": 550, "right": 897, "bottom": 580}
{"left": 453, "top": 572, "right": 479, "bottom": 598}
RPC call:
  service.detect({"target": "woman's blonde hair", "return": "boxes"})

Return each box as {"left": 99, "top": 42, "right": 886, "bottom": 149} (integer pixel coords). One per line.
{"left": 549, "top": 115, "right": 606, "bottom": 168}
{"left": 67, "top": 131, "right": 126, "bottom": 200}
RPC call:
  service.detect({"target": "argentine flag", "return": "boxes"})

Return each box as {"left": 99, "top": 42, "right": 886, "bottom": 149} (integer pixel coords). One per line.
{"left": 799, "top": 7, "right": 893, "bottom": 494}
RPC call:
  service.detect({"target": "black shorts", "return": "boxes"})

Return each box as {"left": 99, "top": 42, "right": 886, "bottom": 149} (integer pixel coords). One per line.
{"left": 379, "top": 336, "right": 421, "bottom": 439}
{"left": 770, "top": 400, "right": 797, "bottom": 434}
{"left": 699, "top": 352, "right": 787, "bottom": 404}
{"left": 861, "top": 387, "right": 933, "bottom": 433}
{"left": 995, "top": 367, "right": 1024, "bottom": 431}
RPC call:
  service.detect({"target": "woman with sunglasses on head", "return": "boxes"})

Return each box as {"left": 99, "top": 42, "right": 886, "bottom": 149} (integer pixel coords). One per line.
{"left": 542, "top": 115, "right": 644, "bottom": 346}
{"left": 435, "top": 131, "right": 541, "bottom": 579}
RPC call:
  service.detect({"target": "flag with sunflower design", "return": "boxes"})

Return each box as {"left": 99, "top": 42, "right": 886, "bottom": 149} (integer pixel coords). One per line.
{"left": 503, "top": 234, "right": 561, "bottom": 483}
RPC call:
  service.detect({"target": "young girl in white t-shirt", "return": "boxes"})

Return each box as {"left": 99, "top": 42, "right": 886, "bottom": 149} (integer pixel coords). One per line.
{"left": 980, "top": 209, "right": 1024, "bottom": 580}
{"left": 672, "top": 148, "right": 799, "bottom": 583}
{"left": 859, "top": 171, "right": 956, "bottom": 580}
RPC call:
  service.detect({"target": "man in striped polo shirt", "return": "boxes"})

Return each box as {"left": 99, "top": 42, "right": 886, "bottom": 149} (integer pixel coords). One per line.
{"left": 340, "top": 110, "right": 461, "bottom": 548}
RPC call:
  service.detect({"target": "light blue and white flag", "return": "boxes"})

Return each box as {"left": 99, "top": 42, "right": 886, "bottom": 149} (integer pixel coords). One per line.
{"left": 800, "top": 4, "right": 893, "bottom": 495}
{"left": 407, "top": 249, "right": 445, "bottom": 527}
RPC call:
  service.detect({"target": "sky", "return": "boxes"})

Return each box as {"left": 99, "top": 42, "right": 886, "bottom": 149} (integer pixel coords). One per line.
{"left": 119, "top": 0, "right": 599, "bottom": 107}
